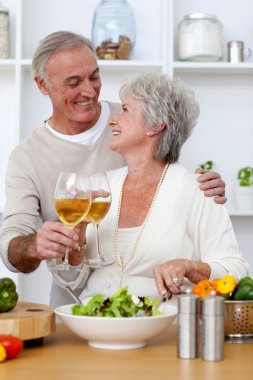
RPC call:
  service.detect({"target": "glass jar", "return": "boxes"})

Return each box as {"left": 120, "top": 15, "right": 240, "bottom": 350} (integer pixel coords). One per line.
{"left": 0, "top": 2, "right": 9, "bottom": 58}
{"left": 92, "top": 0, "right": 136, "bottom": 60}
{"left": 178, "top": 13, "right": 223, "bottom": 62}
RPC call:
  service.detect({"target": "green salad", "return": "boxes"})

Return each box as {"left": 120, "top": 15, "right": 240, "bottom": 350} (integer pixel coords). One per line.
{"left": 72, "top": 286, "right": 164, "bottom": 317}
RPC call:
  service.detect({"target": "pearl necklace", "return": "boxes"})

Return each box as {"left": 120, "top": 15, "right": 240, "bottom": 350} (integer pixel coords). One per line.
{"left": 114, "top": 163, "right": 169, "bottom": 270}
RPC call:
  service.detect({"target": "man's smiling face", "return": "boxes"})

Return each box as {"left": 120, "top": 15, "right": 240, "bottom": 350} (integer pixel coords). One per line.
{"left": 45, "top": 45, "right": 102, "bottom": 134}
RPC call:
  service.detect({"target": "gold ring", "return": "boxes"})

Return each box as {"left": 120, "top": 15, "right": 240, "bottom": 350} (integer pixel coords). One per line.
{"left": 172, "top": 278, "right": 179, "bottom": 284}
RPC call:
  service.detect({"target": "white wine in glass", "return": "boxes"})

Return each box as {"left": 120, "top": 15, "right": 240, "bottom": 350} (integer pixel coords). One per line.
{"left": 53, "top": 172, "right": 91, "bottom": 271}
{"left": 84, "top": 172, "right": 113, "bottom": 267}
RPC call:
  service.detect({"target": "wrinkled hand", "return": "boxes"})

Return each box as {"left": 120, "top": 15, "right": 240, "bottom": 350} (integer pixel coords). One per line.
{"left": 196, "top": 168, "right": 227, "bottom": 204}
{"left": 153, "top": 259, "right": 210, "bottom": 296}
{"left": 36, "top": 221, "right": 80, "bottom": 261}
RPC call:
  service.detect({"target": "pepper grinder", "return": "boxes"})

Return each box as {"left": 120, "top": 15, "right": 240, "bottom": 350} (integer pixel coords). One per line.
{"left": 201, "top": 295, "right": 224, "bottom": 361}
{"left": 177, "top": 291, "right": 199, "bottom": 359}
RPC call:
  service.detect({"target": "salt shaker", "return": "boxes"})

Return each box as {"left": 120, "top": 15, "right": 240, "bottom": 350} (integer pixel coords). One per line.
{"left": 201, "top": 295, "right": 224, "bottom": 361}
{"left": 177, "top": 292, "right": 199, "bottom": 359}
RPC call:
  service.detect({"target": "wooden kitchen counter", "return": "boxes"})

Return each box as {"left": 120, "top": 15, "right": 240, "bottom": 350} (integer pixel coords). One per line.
{"left": 0, "top": 323, "right": 252, "bottom": 380}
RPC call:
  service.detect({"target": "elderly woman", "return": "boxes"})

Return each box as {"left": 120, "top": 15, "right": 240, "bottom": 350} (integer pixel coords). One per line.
{"left": 53, "top": 71, "right": 248, "bottom": 304}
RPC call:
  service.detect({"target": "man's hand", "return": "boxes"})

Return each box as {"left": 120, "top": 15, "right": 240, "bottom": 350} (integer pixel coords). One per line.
{"left": 36, "top": 221, "right": 80, "bottom": 261}
{"left": 8, "top": 221, "right": 83, "bottom": 273}
{"left": 196, "top": 167, "right": 227, "bottom": 204}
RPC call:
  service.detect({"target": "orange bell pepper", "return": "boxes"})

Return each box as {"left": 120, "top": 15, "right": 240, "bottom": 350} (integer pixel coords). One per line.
{"left": 192, "top": 279, "right": 217, "bottom": 299}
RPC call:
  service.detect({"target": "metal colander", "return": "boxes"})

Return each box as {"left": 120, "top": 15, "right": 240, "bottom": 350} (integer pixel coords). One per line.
{"left": 224, "top": 300, "right": 253, "bottom": 337}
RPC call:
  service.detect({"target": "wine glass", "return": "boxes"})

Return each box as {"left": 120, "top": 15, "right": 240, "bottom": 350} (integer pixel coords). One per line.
{"left": 84, "top": 172, "right": 113, "bottom": 267}
{"left": 52, "top": 172, "right": 91, "bottom": 271}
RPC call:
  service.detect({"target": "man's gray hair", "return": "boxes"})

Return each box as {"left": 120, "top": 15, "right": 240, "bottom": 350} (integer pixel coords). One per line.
{"left": 32, "top": 31, "right": 94, "bottom": 83}
{"left": 119, "top": 71, "right": 200, "bottom": 163}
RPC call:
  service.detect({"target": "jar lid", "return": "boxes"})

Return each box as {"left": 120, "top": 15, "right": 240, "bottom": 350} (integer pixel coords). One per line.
{"left": 184, "top": 12, "right": 218, "bottom": 21}
{"left": 0, "top": 2, "right": 9, "bottom": 14}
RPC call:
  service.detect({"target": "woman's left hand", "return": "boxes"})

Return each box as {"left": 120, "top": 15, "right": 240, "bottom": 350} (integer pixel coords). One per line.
{"left": 196, "top": 168, "right": 226, "bottom": 204}
{"left": 153, "top": 259, "right": 211, "bottom": 296}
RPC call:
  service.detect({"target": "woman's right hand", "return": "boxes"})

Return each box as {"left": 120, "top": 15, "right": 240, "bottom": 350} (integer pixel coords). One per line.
{"left": 153, "top": 259, "right": 211, "bottom": 296}
{"left": 67, "top": 221, "right": 88, "bottom": 266}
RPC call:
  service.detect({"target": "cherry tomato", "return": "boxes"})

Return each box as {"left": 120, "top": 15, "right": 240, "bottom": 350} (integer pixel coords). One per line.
{"left": 0, "top": 335, "right": 23, "bottom": 359}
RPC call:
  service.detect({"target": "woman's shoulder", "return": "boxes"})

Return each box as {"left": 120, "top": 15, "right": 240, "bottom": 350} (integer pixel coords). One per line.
{"left": 168, "top": 162, "right": 199, "bottom": 188}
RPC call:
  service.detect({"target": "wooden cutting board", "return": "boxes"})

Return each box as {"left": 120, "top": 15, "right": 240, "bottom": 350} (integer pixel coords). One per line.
{"left": 0, "top": 301, "right": 55, "bottom": 341}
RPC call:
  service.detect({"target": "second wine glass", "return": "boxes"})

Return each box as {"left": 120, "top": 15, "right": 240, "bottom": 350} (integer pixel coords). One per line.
{"left": 52, "top": 172, "right": 91, "bottom": 271}
{"left": 84, "top": 172, "right": 114, "bottom": 267}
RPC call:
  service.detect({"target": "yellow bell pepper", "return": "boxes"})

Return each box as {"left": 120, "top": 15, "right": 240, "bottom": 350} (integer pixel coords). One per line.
{"left": 0, "top": 343, "right": 6, "bottom": 362}
{"left": 216, "top": 275, "right": 236, "bottom": 295}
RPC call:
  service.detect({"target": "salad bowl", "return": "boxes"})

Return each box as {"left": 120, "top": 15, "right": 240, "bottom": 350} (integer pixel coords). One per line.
{"left": 55, "top": 299, "right": 177, "bottom": 350}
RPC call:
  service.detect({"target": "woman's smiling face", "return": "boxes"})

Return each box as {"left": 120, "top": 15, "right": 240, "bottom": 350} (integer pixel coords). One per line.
{"left": 109, "top": 96, "right": 149, "bottom": 155}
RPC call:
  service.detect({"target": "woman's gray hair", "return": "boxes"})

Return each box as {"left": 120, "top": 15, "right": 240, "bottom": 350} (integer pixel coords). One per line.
{"left": 119, "top": 71, "right": 200, "bottom": 163}
{"left": 31, "top": 31, "right": 94, "bottom": 84}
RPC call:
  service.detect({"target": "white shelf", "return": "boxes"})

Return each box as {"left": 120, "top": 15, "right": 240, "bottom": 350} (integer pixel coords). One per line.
{"left": 173, "top": 61, "right": 253, "bottom": 74}
{"left": 228, "top": 209, "right": 253, "bottom": 216}
{"left": 0, "top": 59, "right": 16, "bottom": 68}
{"left": 21, "top": 59, "right": 32, "bottom": 66}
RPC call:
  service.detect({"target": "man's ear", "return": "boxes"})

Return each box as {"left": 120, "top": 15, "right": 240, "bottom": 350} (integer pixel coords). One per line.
{"left": 34, "top": 77, "right": 49, "bottom": 95}
{"left": 146, "top": 123, "right": 166, "bottom": 136}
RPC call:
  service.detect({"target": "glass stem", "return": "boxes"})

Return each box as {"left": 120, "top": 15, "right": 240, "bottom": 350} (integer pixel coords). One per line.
{"left": 63, "top": 226, "right": 73, "bottom": 265}
{"left": 63, "top": 247, "right": 70, "bottom": 265}
{"left": 94, "top": 223, "right": 103, "bottom": 260}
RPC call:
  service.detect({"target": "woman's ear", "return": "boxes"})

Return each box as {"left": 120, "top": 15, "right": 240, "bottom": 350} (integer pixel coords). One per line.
{"left": 34, "top": 77, "right": 49, "bottom": 95}
{"left": 146, "top": 123, "right": 166, "bottom": 136}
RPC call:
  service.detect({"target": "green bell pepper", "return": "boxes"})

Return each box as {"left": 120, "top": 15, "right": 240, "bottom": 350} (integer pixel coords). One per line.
{"left": 0, "top": 277, "right": 18, "bottom": 313}
{"left": 231, "top": 276, "right": 253, "bottom": 301}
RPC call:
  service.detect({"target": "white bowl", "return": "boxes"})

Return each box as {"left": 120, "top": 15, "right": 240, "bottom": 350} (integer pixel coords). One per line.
{"left": 55, "top": 301, "right": 177, "bottom": 350}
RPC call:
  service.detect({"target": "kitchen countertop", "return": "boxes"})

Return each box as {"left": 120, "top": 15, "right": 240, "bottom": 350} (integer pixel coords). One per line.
{"left": 0, "top": 323, "right": 252, "bottom": 380}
